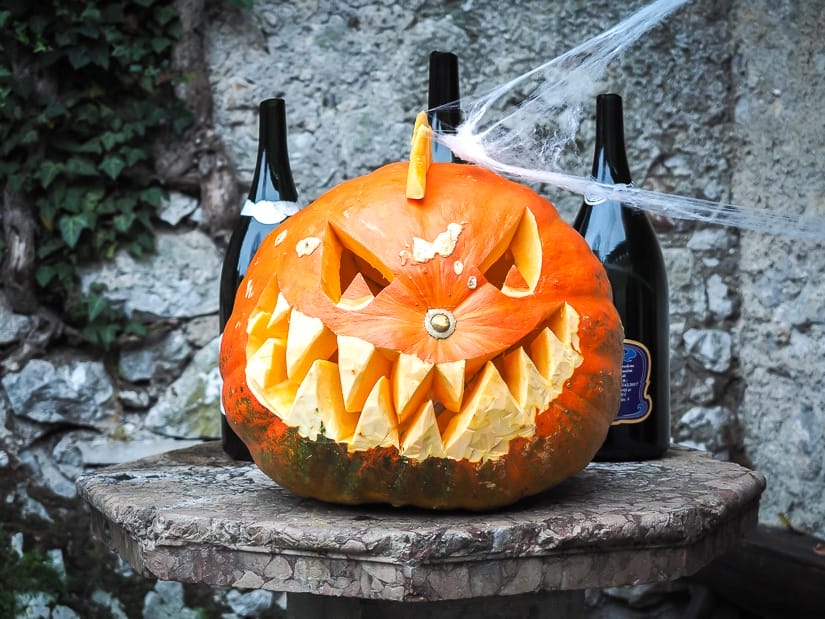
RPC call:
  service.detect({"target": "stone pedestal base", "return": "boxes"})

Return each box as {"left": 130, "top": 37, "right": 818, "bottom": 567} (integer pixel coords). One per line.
{"left": 77, "top": 442, "right": 765, "bottom": 608}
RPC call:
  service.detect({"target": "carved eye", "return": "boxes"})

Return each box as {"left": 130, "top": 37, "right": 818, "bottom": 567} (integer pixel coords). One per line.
{"left": 481, "top": 208, "right": 542, "bottom": 297}
{"left": 321, "top": 223, "right": 392, "bottom": 309}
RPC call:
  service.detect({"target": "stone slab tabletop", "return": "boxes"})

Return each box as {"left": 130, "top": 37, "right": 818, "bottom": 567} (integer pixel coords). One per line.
{"left": 77, "top": 442, "right": 765, "bottom": 603}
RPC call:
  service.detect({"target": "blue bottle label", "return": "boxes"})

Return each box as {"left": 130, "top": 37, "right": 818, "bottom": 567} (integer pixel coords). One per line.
{"left": 614, "top": 339, "right": 653, "bottom": 424}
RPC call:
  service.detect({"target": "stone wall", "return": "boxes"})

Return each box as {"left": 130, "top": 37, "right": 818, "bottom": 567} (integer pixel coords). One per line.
{"left": 1, "top": 0, "right": 823, "bottom": 616}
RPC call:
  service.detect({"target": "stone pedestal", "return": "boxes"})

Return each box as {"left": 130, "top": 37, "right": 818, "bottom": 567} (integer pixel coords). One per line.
{"left": 77, "top": 442, "right": 764, "bottom": 618}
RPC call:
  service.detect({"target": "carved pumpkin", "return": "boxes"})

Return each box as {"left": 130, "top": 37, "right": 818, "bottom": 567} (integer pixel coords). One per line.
{"left": 220, "top": 123, "right": 623, "bottom": 510}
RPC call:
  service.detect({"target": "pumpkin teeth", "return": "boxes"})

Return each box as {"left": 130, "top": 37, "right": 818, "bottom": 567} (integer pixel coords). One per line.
{"left": 431, "top": 359, "right": 466, "bottom": 412}
{"left": 337, "top": 335, "right": 392, "bottom": 412}
{"left": 349, "top": 376, "right": 399, "bottom": 451}
{"left": 528, "top": 303, "right": 584, "bottom": 394}
{"left": 391, "top": 353, "right": 434, "bottom": 425}
{"left": 441, "top": 361, "right": 532, "bottom": 461}
{"left": 285, "top": 359, "right": 355, "bottom": 442}
{"left": 245, "top": 296, "right": 583, "bottom": 463}
{"left": 399, "top": 400, "right": 445, "bottom": 459}
{"left": 285, "top": 309, "right": 338, "bottom": 382}
{"left": 495, "top": 346, "right": 553, "bottom": 412}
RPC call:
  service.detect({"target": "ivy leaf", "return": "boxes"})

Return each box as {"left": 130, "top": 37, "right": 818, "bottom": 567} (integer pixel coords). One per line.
{"left": 35, "top": 265, "right": 57, "bottom": 287}
{"left": 44, "top": 99, "right": 68, "bottom": 119}
{"left": 87, "top": 44, "right": 110, "bottom": 69}
{"left": 99, "top": 155, "right": 125, "bottom": 179}
{"left": 75, "top": 137, "right": 103, "bottom": 154}
{"left": 100, "top": 131, "right": 123, "bottom": 151}
{"left": 83, "top": 323, "right": 120, "bottom": 350}
{"left": 54, "top": 29, "right": 76, "bottom": 47}
{"left": 124, "top": 321, "right": 147, "bottom": 337}
{"left": 67, "top": 47, "right": 90, "bottom": 69}
{"left": 0, "top": 159, "right": 20, "bottom": 180}
{"left": 173, "top": 112, "right": 192, "bottom": 135}
{"left": 138, "top": 74, "right": 154, "bottom": 93}
{"left": 21, "top": 128, "right": 39, "bottom": 145}
{"left": 81, "top": 188, "right": 105, "bottom": 210}
{"left": 150, "top": 36, "right": 171, "bottom": 53}
{"left": 80, "top": 6, "right": 102, "bottom": 21}
{"left": 37, "top": 237, "right": 65, "bottom": 258}
{"left": 63, "top": 186, "right": 84, "bottom": 212}
{"left": 123, "top": 147, "right": 148, "bottom": 166}
{"left": 6, "top": 174, "right": 24, "bottom": 191}
{"left": 59, "top": 213, "right": 91, "bottom": 248}
{"left": 74, "top": 103, "right": 101, "bottom": 125}
{"left": 37, "top": 161, "right": 62, "bottom": 189}
{"left": 155, "top": 6, "right": 178, "bottom": 26}
{"left": 139, "top": 186, "right": 164, "bottom": 206}
{"left": 86, "top": 294, "right": 108, "bottom": 322}
{"left": 74, "top": 22, "right": 102, "bottom": 40}
{"left": 113, "top": 212, "right": 136, "bottom": 233}
{"left": 114, "top": 193, "right": 138, "bottom": 212}
{"left": 65, "top": 156, "right": 98, "bottom": 176}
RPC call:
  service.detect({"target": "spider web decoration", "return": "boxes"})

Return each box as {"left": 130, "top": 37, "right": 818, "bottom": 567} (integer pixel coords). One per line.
{"left": 434, "top": 0, "right": 825, "bottom": 241}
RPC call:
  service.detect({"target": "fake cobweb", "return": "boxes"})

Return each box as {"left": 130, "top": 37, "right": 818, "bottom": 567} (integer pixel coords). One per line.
{"left": 432, "top": 0, "right": 825, "bottom": 241}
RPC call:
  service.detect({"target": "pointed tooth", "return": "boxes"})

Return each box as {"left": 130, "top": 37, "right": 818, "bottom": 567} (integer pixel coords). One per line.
{"left": 286, "top": 359, "right": 355, "bottom": 442}
{"left": 432, "top": 359, "right": 466, "bottom": 411}
{"left": 337, "top": 335, "right": 391, "bottom": 412}
{"left": 246, "top": 311, "right": 272, "bottom": 352}
{"left": 258, "top": 380, "right": 299, "bottom": 421}
{"left": 442, "top": 362, "right": 532, "bottom": 462}
{"left": 247, "top": 310, "right": 271, "bottom": 335}
{"left": 286, "top": 309, "right": 338, "bottom": 382}
{"left": 496, "top": 346, "right": 554, "bottom": 412}
{"left": 246, "top": 337, "right": 288, "bottom": 392}
{"left": 549, "top": 302, "right": 582, "bottom": 352}
{"left": 391, "top": 353, "right": 434, "bottom": 425}
{"left": 266, "top": 292, "right": 292, "bottom": 334}
{"left": 528, "top": 323, "right": 583, "bottom": 392}
{"left": 399, "top": 400, "right": 445, "bottom": 459}
{"left": 528, "top": 326, "right": 563, "bottom": 378}
{"left": 350, "top": 376, "right": 399, "bottom": 451}
{"left": 247, "top": 294, "right": 291, "bottom": 352}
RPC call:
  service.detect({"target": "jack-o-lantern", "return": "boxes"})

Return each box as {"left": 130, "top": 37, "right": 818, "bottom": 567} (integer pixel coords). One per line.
{"left": 220, "top": 116, "right": 623, "bottom": 510}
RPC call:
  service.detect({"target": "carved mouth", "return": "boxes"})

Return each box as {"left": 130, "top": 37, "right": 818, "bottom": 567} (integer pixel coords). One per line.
{"left": 244, "top": 294, "right": 583, "bottom": 463}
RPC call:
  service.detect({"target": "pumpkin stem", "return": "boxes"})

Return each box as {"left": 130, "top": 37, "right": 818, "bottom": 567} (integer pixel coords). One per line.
{"left": 406, "top": 111, "right": 433, "bottom": 200}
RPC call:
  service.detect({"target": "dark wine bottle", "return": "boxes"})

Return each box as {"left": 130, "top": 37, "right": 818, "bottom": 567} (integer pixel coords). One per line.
{"left": 219, "top": 98, "right": 299, "bottom": 461}
{"left": 573, "top": 93, "right": 670, "bottom": 461}
{"left": 427, "top": 51, "right": 461, "bottom": 163}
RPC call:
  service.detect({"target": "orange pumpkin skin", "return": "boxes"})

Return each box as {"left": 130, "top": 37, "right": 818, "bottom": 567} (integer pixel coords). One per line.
{"left": 220, "top": 162, "right": 623, "bottom": 510}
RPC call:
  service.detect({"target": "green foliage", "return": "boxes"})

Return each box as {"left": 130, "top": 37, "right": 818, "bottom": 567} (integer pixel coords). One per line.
{"left": 0, "top": 524, "right": 70, "bottom": 616}
{"left": 0, "top": 0, "right": 193, "bottom": 349}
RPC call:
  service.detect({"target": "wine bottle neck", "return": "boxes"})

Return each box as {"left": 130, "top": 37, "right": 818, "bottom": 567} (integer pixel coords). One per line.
{"left": 591, "top": 93, "right": 632, "bottom": 185}
{"left": 428, "top": 51, "right": 461, "bottom": 132}
{"left": 428, "top": 51, "right": 461, "bottom": 163}
{"left": 249, "top": 98, "right": 298, "bottom": 203}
